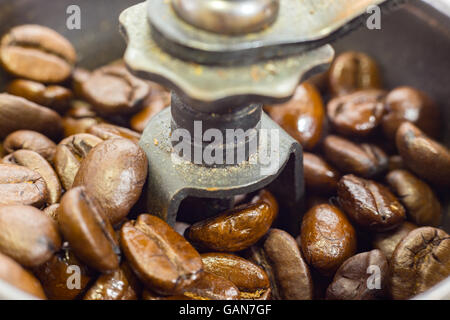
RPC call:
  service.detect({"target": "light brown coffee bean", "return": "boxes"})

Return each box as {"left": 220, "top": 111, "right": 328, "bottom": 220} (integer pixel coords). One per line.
{"left": 390, "top": 227, "right": 450, "bottom": 300}
{"left": 0, "top": 163, "right": 48, "bottom": 207}
{"left": 58, "top": 187, "right": 120, "bottom": 272}
{"left": 396, "top": 122, "right": 450, "bottom": 186}
{"left": 372, "top": 221, "right": 417, "bottom": 260}
{"left": 120, "top": 214, "right": 203, "bottom": 295}
{"left": 0, "top": 93, "right": 63, "bottom": 139}
{"left": 3, "top": 149, "right": 62, "bottom": 204}
{"left": 73, "top": 138, "right": 148, "bottom": 225}
{"left": 54, "top": 134, "right": 103, "bottom": 190}
{"left": 337, "top": 174, "right": 405, "bottom": 232}
{"left": 3, "top": 130, "right": 56, "bottom": 163}
{"left": 201, "top": 253, "right": 270, "bottom": 300}
{"left": 323, "top": 135, "right": 388, "bottom": 178}
{"left": 87, "top": 123, "right": 141, "bottom": 144}
{"left": 0, "top": 25, "right": 76, "bottom": 83}
{"left": 42, "top": 204, "right": 60, "bottom": 222}
{"left": 300, "top": 204, "right": 357, "bottom": 276}
{"left": 0, "top": 252, "right": 46, "bottom": 299}
{"left": 303, "top": 152, "right": 340, "bottom": 194}
{"left": 0, "top": 205, "right": 61, "bottom": 267}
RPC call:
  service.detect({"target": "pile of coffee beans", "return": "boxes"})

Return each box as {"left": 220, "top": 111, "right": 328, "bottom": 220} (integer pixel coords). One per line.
{"left": 0, "top": 25, "right": 448, "bottom": 300}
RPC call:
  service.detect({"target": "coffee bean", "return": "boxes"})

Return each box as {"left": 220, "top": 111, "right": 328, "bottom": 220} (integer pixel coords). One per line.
{"left": 390, "top": 227, "right": 450, "bottom": 299}
{"left": 0, "top": 25, "right": 76, "bottom": 83}
{"left": 248, "top": 229, "right": 313, "bottom": 300}
{"left": 372, "top": 221, "right": 417, "bottom": 260}
{"left": 387, "top": 170, "right": 442, "bottom": 226}
{"left": 201, "top": 253, "right": 270, "bottom": 299}
{"left": 303, "top": 152, "right": 340, "bottom": 194}
{"left": 382, "top": 87, "right": 441, "bottom": 141}
{"left": 54, "top": 133, "right": 103, "bottom": 190}
{"left": 62, "top": 101, "right": 101, "bottom": 137}
{"left": 0, "top": 163, "right": 48, "bottom": 207}
{"left": 388, "top": 155, "right": 405, "bottom": 171}
{"left": 323, "top": 135, "right": 388, "bottom": 178}
{"left": 7, "top": 79, "right": 73, "bottom": 113}
{"left": 0, "top": 93, "right": 63, "bottom": 139}
{"left": 182, "top": 272, "right": 240, "bottom": 300}
{"left": 185, "top": 200, "right": 277, "bottom": 252}
{"left": 327, "top": 90, "right": 386, "bottom": 137}
{"left": 337, "top": 174, "right": 405, "bottom": 232}
{"left": 396, "top": 122, "right": 450, "bottom": 186}
{"left": 71, "top": 68, "right": 91, "bottom": 98}
{"left": 326, "top": 250, "right": 388, "bottom": 300}
{"left": 3, "top": 149, "right": 62, "bottom": 204}
{"left": 58, "top": 186, "right": 120, "bottom": 272}
{"left": 300, "top": 204, "right": 357, "bottom": 276}
{"left": 81, "top": 65, "right": 150, "bottom": 115}
{"left": 0, "top": 252, "right": 46, "bottom": 299}
{"left": 0, "top": 205, "right": 61, "bottom": 267}
{"left": 87, "top": 123, "right": 141, "bottom": 144}
{"left": 42, "top": 204, "right": 60, "bottom": 222}
{"left": 250, "top": 189, "right": 279, "bottom": 217}
{"left": 130, "top": 86, "right": 170, "bottom": 132}
{"left": 266, "top": 82, "right": 325, "bottom": 150}
{"left": 328, "top": 51, "right": 382, "bottom": 96}
{"left": 120, "top": 214, "right": 203, "bottom": 295}
{"left": 3, "top": 130, "right": 56, "bottom": 163}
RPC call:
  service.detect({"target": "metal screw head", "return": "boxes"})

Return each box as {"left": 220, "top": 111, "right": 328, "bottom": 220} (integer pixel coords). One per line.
{"left": 171, "top": 0, "right": 280, "bottom": 35}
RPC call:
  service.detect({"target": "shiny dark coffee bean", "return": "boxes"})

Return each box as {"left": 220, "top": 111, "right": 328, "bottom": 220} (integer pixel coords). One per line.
{"left": 327, "top": 89, "right": 386, "bottom": 137}
{"left": 3, "top": 149, "right": 62, "bottom": 204}
{"left": 266, "top": 82, "right": 325, "bottom": 150}
{"left": 387, "top": 170, "right": 442, "bottom": 226}
{"left": 3, "top": 130, "right": 56, "bottom": 163}
{"left": 87, "top": 123, "right": 141, "bottom": 144}
{"left": 323, "top": 135, "right": 388, "bottom": 178}
{"left": 326, "top": 250, "right": 389, "bottom": 300}
{"left": 120, "top": 214, "right": 203, "bottom": 295}
{"left": 0, "top": 205, "right": 61, "bottom": 267}
{"left": 0, "top": 93, "right": 63, "bottom": 139}
{"left": 0, "top": 163, "right": 48, "bottom": 207}
{"left": 182, "top": 272, "right": 240, "bottom": 300}
{"left": 0, "top": 25, "right": 76, "bottom": 83}
{"left": 372, "top": 221, "right": 417, "bottom": 261}
{"left": 303, "top": 152, "right": 340, "bottom": 194}
{"left": 382, "top": 87, "right": 441, "bottom": 141}
{"left": 248, "top": 229, "right": 313, "bottom": 300}
{"left": 328, "top": 51, "right": 382, "bottom": 96}
{"left": 300, "top": 204, "right": 357, "bottom": 276}
{"left": 81, "top": 65, "right": 150, "bottom": 115}
{"left": 58, "top": 187, "right": 120, "bottom": 272}
{"left": 396, "top": 122, "right": 450, "bottom": 186}
{"left": 337, "top": 174, "right": 405, "bottom": 232}
{"left": 390, "top": 227, "right": 450, "bottom": 300}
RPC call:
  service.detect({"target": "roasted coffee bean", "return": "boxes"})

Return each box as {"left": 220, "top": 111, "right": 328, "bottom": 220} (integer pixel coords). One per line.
{"left": 326, "top": 250, "right": 389, "bottom": 300}
{"left": 73, "top": 138, "right": 148, "bottom": 225}
{"left": 120, "top": 214, "right": 203, "bottom": 295}
{"left": 0, "top": 252, "right": 46, "bottom": 299}
{"left": 372, "top": 221, "right": 417, "bottom": 260}
{"left": 0, "top": 205, "right": 61, "bottom": 267}
{"left": 54, "top": 133, "right": 103, "bottom": 190}
{"left": 396, "top": 122, "right": 450, "bottom": 186}
{"left": 201, "top": 253, "right": 270, "bottom": 300}
{"left": 58, "top": 187, "right": 120, "bottom": 272}
{"left": 3, "top": 130, "right": 56, "bottom": 163}
{"left": 382, "top": 87, "right": 441, "bottom": 141}
{"left": 327, "top": 90, "right": 386, "bottom": 137}
{"left": 388, "top": 155, "right": 405, "bottom": 171}
{"left": 84, "top": 262, "right": 140, "bottom": 300}
{"left": 182, "top": 272, "right": 240, "bottom": 300}
{"left": 323, "top": 135, "right": 388, "bottom": 178}
{"left": 72, "top": 68, "right": 91, "bottom": 98}
{"left": 0, "top": 93, "right": 63, "bottom": 139}
{"left": 390, "top": 227, "right": 450, "bottom": 299}
{"left": 0, "top": 25, "right": 76, "bottom": 83}
{"left": 300, "top": 204, "right": 357, "bottom": 276}
{"left": 248, "top": 229, "right": 313, "bottom": 300}
{"left": 0, "top": 163, "right": 48, "bottom": 207}
{"left": 42, "top": 204, "right": 60, "bottom": 222}
{"left": 34, "top": 248, "right": 93, "bottom": 300}
{"left": 250, "top": 189, "right": 279, "bottom": 217}
{"left": 3, "top": 149, "right": 62, "bottom": 204}
{"left": 81, "top": 65, "right": 150, "bottom": 115}
{"left": 62, "top": 103, "right": 101, "bottom": 137}
{"left": 303, "top": 152, "right": 340, "bottom": 194}
{"left": 387, "top": 170, "right": 442, "bottom": 226}
{"left": 142, "top": 290, "right": 193, "bottom": 300}
{"left": 266, "top": 82, "right": 325, "bottom": 150}
{"left": 337, "top": 175, "right": 405, "bottom": 232}
{"left": 185, "top": 200, "right": 277, "bottom": 252}
{"left": 7, "top": 79, "right": 73, "bottom": 113}
{"left": 328, "top": 51, "right": 382, "bottom": 96}
{"left": 87, "top": 123, "right": 141, "bottom": 144}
